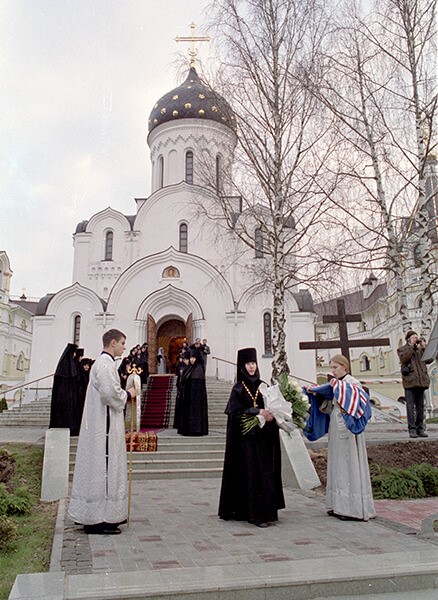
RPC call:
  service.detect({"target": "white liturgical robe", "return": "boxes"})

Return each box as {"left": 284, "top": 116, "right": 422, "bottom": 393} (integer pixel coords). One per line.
{"left": 68, "top": 352, "right": 128, "bottom": 525}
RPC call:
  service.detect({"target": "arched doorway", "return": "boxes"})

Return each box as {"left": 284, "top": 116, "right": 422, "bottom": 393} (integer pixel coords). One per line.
{"left": 156, "top": 318, "right": 186, "bottom": 373}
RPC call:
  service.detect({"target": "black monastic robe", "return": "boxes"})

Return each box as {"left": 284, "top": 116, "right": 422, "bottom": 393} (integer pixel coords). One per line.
{"left": 218, "top": 379, "right": 285, "bottom": 524}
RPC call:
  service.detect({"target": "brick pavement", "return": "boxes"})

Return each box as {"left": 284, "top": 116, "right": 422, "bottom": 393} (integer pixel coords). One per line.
{"left": 57, "top": 478, "right": 438, "bottom": 577}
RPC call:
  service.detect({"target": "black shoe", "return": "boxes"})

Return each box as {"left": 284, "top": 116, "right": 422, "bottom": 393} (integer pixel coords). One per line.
{"left": 409, "top": 432, "right": 418, "bottom": 438}
{"left": 84, "top": 524, "right": 122, "bottom": 535}
{"left": 417, "top": 432, "right": 429, "bottom": 438}
{"left": 327, "top": 510, "right": 335, "bottom": 517}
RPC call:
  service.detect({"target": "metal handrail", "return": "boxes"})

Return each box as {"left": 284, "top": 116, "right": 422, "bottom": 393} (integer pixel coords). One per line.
{"left": 1, "top": 373, "right": 55, "bottom": 395}
{"left": 1, "top": 373, "right": 54, "bottom": 410}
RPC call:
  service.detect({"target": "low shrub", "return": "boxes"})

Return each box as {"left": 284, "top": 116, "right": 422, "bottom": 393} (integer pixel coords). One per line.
{"left": 0, "top": 483, "right": 33, "bottom": 516}
{"left": 370, "top": 462, "right": 438, "bottom": 499}
{"left": 0, "top": 516, "right": 17, "bottom": 552}
{"left": 370, "top": 464, "right": 426, "bottom": 500}
{"left": 408, "top": 463, "right": 438, "bottom": 497}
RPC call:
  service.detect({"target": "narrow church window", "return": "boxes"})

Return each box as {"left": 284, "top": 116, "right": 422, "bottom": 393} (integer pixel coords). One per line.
{"left": 255, "top": 228, "right": 264, "bottom": 258}
{"left": 360, "top": 354, "right": 370, "bottom": 371}
{"left": 413, "top": 244, "right": 421, "bottom": 268}
{"left": 179, "top": 223, "right": 188, "bottom": 253}
{"left": 185, "top": 151, "right": 194, "bottom": 184}
{"left": 263, "top": 312, "right": 273, "bottom": 355}
{"left": 16, "top": 352, "right": 24, "bottom": 371}
{"left": 216, "top": 154, "right": 222, "bottom": 192}
{"left": 158, "top": 155, "right": 164, "bottom": 188}
{"left": 73, "top": 315, "right": 81, "bottom": 346}
{"left": 104, "top": 231, "right": 113, "bottom": 261}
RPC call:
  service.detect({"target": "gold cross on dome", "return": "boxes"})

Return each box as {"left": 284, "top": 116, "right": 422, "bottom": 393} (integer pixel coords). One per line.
{"left": 175, "top": 22, "right": 211, "bottom": 68}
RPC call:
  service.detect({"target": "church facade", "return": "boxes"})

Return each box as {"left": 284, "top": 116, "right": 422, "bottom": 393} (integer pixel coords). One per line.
{"left": 29, "top": 68, "right": 316, "bottom": 385}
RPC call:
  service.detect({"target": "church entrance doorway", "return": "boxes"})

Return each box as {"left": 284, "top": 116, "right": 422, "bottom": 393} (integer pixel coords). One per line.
{"left": 156, "top": 318, "right": 186, "bottom": 374}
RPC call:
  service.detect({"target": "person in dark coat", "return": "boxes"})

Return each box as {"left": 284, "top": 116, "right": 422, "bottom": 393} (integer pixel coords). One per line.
{"left": 49, "top": 343, "right": 82, "bottom": 436}
{"left": 173, "top": 356, "right": 189, "bottom": 430}
{"left": 218, "top": 347, "right": 285, "bottom": 528}
{"left": 138, "top": 343, "right": 149, "bottom": 386}
{"left": 77, "top": 355, "right": 94, "bottom": 426}
{"left": 397, "top": 330, "right": 432, "bottom": 438}
{"left": 177, "top": 349, "right": 208, "bottom": 436}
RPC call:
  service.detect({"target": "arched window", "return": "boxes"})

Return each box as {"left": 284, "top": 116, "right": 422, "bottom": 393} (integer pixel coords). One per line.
{"left": 255, "top": 228, "right": 264, "bottom": 258}
{"left": 360, "top": 354, "right": 370, "bottom": 371}
{"left": 179, "top": 223, "right": 188, "bottom": 253}
{"left": 185, "top": 151, "right": 194, "bottom": 184}
{"left": 104, "top": 231, "right": 113, "bottom": 261}
{"left": 216, "top": 154, "right": 222, "bottom": 192}
{"left": 73, "top": 315, "right": 81, "bottom": 346}
{"left": 158, "top": 155, "right": 164, "bottom": 188}
{"left": 263, "top": 312, "right": 273, "bottom": 355}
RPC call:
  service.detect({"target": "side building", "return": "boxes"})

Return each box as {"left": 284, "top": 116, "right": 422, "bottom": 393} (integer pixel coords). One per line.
{"left": 0, "top": 251, "right": 37, "bottom": 402}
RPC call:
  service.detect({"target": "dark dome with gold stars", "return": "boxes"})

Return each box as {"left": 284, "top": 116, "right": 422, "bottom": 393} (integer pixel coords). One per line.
{"left": 148, "top": 67, "right": 236, "bottom": 134}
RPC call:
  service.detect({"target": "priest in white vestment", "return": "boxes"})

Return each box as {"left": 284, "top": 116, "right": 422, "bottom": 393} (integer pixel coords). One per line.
{"left": 68, "top": 329, "right": 136, "bottom": 535}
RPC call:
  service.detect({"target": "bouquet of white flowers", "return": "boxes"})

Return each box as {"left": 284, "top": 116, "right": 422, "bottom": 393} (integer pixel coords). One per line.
{"left": 240, "top": 373, "right": 310, "bottom": 435}
{"left": 277, "top": 373, "right": 310, "bottom": 430}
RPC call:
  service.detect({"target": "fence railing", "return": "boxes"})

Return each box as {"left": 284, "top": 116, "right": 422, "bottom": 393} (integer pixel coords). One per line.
{"left": 1, "top": 374, "right": 54, "bottom": 410}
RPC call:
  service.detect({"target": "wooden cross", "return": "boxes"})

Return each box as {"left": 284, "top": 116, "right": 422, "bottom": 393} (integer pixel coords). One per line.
{"left": 175, "top": 22, "right": 211, "bottom": 67}
{"left": 299, "top": 299, "right": 390, "bottom": 365}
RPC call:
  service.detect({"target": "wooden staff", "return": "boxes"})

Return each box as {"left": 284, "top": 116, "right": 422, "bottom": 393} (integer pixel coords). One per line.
{"left": 126, "top": 365, "right": 142, "bottom": 527}
{"left": 128, "top": 393, "right": 134, "bottom": 527}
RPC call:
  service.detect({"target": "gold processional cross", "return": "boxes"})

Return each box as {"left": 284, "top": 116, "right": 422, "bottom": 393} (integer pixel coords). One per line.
{"left": 175, "top": 21, "right": 211, "bottom": 67}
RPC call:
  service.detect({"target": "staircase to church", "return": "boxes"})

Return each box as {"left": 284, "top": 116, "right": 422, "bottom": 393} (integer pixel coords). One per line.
{"left": 0, "top": 396, "right": 51, "bottom": 427}
{"left": 68, "top": 376, "right": 233, "bottom": 480}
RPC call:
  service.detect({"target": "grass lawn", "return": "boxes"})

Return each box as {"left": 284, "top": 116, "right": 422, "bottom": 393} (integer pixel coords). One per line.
{"left": 0, "top": 444, "right": 58, "bottom": 600}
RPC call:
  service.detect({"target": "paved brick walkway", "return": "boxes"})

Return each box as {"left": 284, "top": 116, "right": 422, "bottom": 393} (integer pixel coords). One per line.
{"left": 57, "top": 478, "right": 438, "bottom": 577}
{"left": 375, "top": 497, "right": 438, "bottom": 531}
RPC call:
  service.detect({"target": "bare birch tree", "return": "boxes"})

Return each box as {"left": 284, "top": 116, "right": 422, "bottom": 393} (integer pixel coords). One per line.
{"left": 203, "top": 0, "right": 338, "bottom": 378}
{"left": 310, "top": 0, "right": 437, "bottom": 334}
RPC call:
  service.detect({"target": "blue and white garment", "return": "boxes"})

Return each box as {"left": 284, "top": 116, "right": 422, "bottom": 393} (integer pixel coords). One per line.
{"left": 305, "top": 380, "right": 371, "bottom": 436}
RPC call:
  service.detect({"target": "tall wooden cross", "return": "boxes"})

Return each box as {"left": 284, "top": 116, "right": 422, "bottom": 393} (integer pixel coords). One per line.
{"left": 299, "top": 299, "right": 391, "bottom": 365}
{"left": 175, "top": 22, "right": 211, "bottom": 68}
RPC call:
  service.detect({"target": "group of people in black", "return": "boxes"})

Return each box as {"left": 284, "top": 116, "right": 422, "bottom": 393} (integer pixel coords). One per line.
{"left": 173, "top": 338, "right": 210, "bottom": 436}
{"left": 118, "top": 343, "right": 149, "bottom": 389}
{"left": 49, "top": 343, "right": 94, "bottom": 436}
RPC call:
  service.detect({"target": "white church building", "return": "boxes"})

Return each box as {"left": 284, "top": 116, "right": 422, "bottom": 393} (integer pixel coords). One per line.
{"left": 29, "top": 67, "right": 316, "bottom": 384}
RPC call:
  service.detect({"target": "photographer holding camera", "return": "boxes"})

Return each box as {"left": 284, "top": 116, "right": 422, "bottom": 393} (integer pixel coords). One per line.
{"left": 397, "top": 330, "right": 431, "bottom": 438}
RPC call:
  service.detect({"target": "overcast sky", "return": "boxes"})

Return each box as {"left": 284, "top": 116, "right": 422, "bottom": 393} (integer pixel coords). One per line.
{"left": 0, "top": 0, "right": 212, "bottom": 298}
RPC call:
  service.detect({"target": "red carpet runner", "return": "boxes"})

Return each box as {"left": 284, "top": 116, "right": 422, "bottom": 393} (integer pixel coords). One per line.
{"left": 140, "top": 375, "right": 173, "bottom": 430}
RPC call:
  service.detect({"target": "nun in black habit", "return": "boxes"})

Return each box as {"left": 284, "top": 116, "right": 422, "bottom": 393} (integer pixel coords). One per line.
{"left": 218, "top": 347, "right": 285, "bottom": 527}
{"left": 49, "top": 343, "right": 82, "bottom": 436}
{"left": 177, "top": 349, "right": 209, "bottom": 436}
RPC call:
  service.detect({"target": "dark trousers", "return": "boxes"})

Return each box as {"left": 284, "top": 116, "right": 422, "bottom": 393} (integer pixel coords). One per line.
{"left": 405, "top": 387, "right": 426, "bottom": 433}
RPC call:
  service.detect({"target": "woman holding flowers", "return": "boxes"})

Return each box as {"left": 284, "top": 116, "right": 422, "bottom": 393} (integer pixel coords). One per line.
{"left": 218, "top": 348, "right": 285, "bottom": 528}
{"left": 310, "top": 354, "right": 375, "bottom": 521}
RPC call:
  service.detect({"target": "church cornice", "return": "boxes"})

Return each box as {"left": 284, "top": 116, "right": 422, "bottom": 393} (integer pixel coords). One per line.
{"left": 150, "top": 127, "right": 235, "bottom": 157}
{"left": 84, "top": 207, "right": 134, "bottom": 233}
{"left": 135, "top": 284, "right": 204, "bottom": 322}
{"left": 134, "top": 180, "right": 218, "bottom": 223}
{"left": 147, "top": 118, "right": 237, "bottom": 149}
{"left": 35, "top": 283, "right": 106, "bottom": 316}
{"left": 106, "top": 246, "right": 235, "bottom": 312}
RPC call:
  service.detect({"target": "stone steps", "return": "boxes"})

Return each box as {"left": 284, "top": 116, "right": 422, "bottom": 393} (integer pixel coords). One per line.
{"left": 0, "top": 377, "right": 232, "bottom": 429}
{"left": 69, "top": 432, "right": 227, "bottom": 480}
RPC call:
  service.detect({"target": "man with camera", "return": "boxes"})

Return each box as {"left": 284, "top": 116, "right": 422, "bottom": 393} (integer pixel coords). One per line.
{"left": 397, "top": 330, "right": 431, "bottom": 438}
